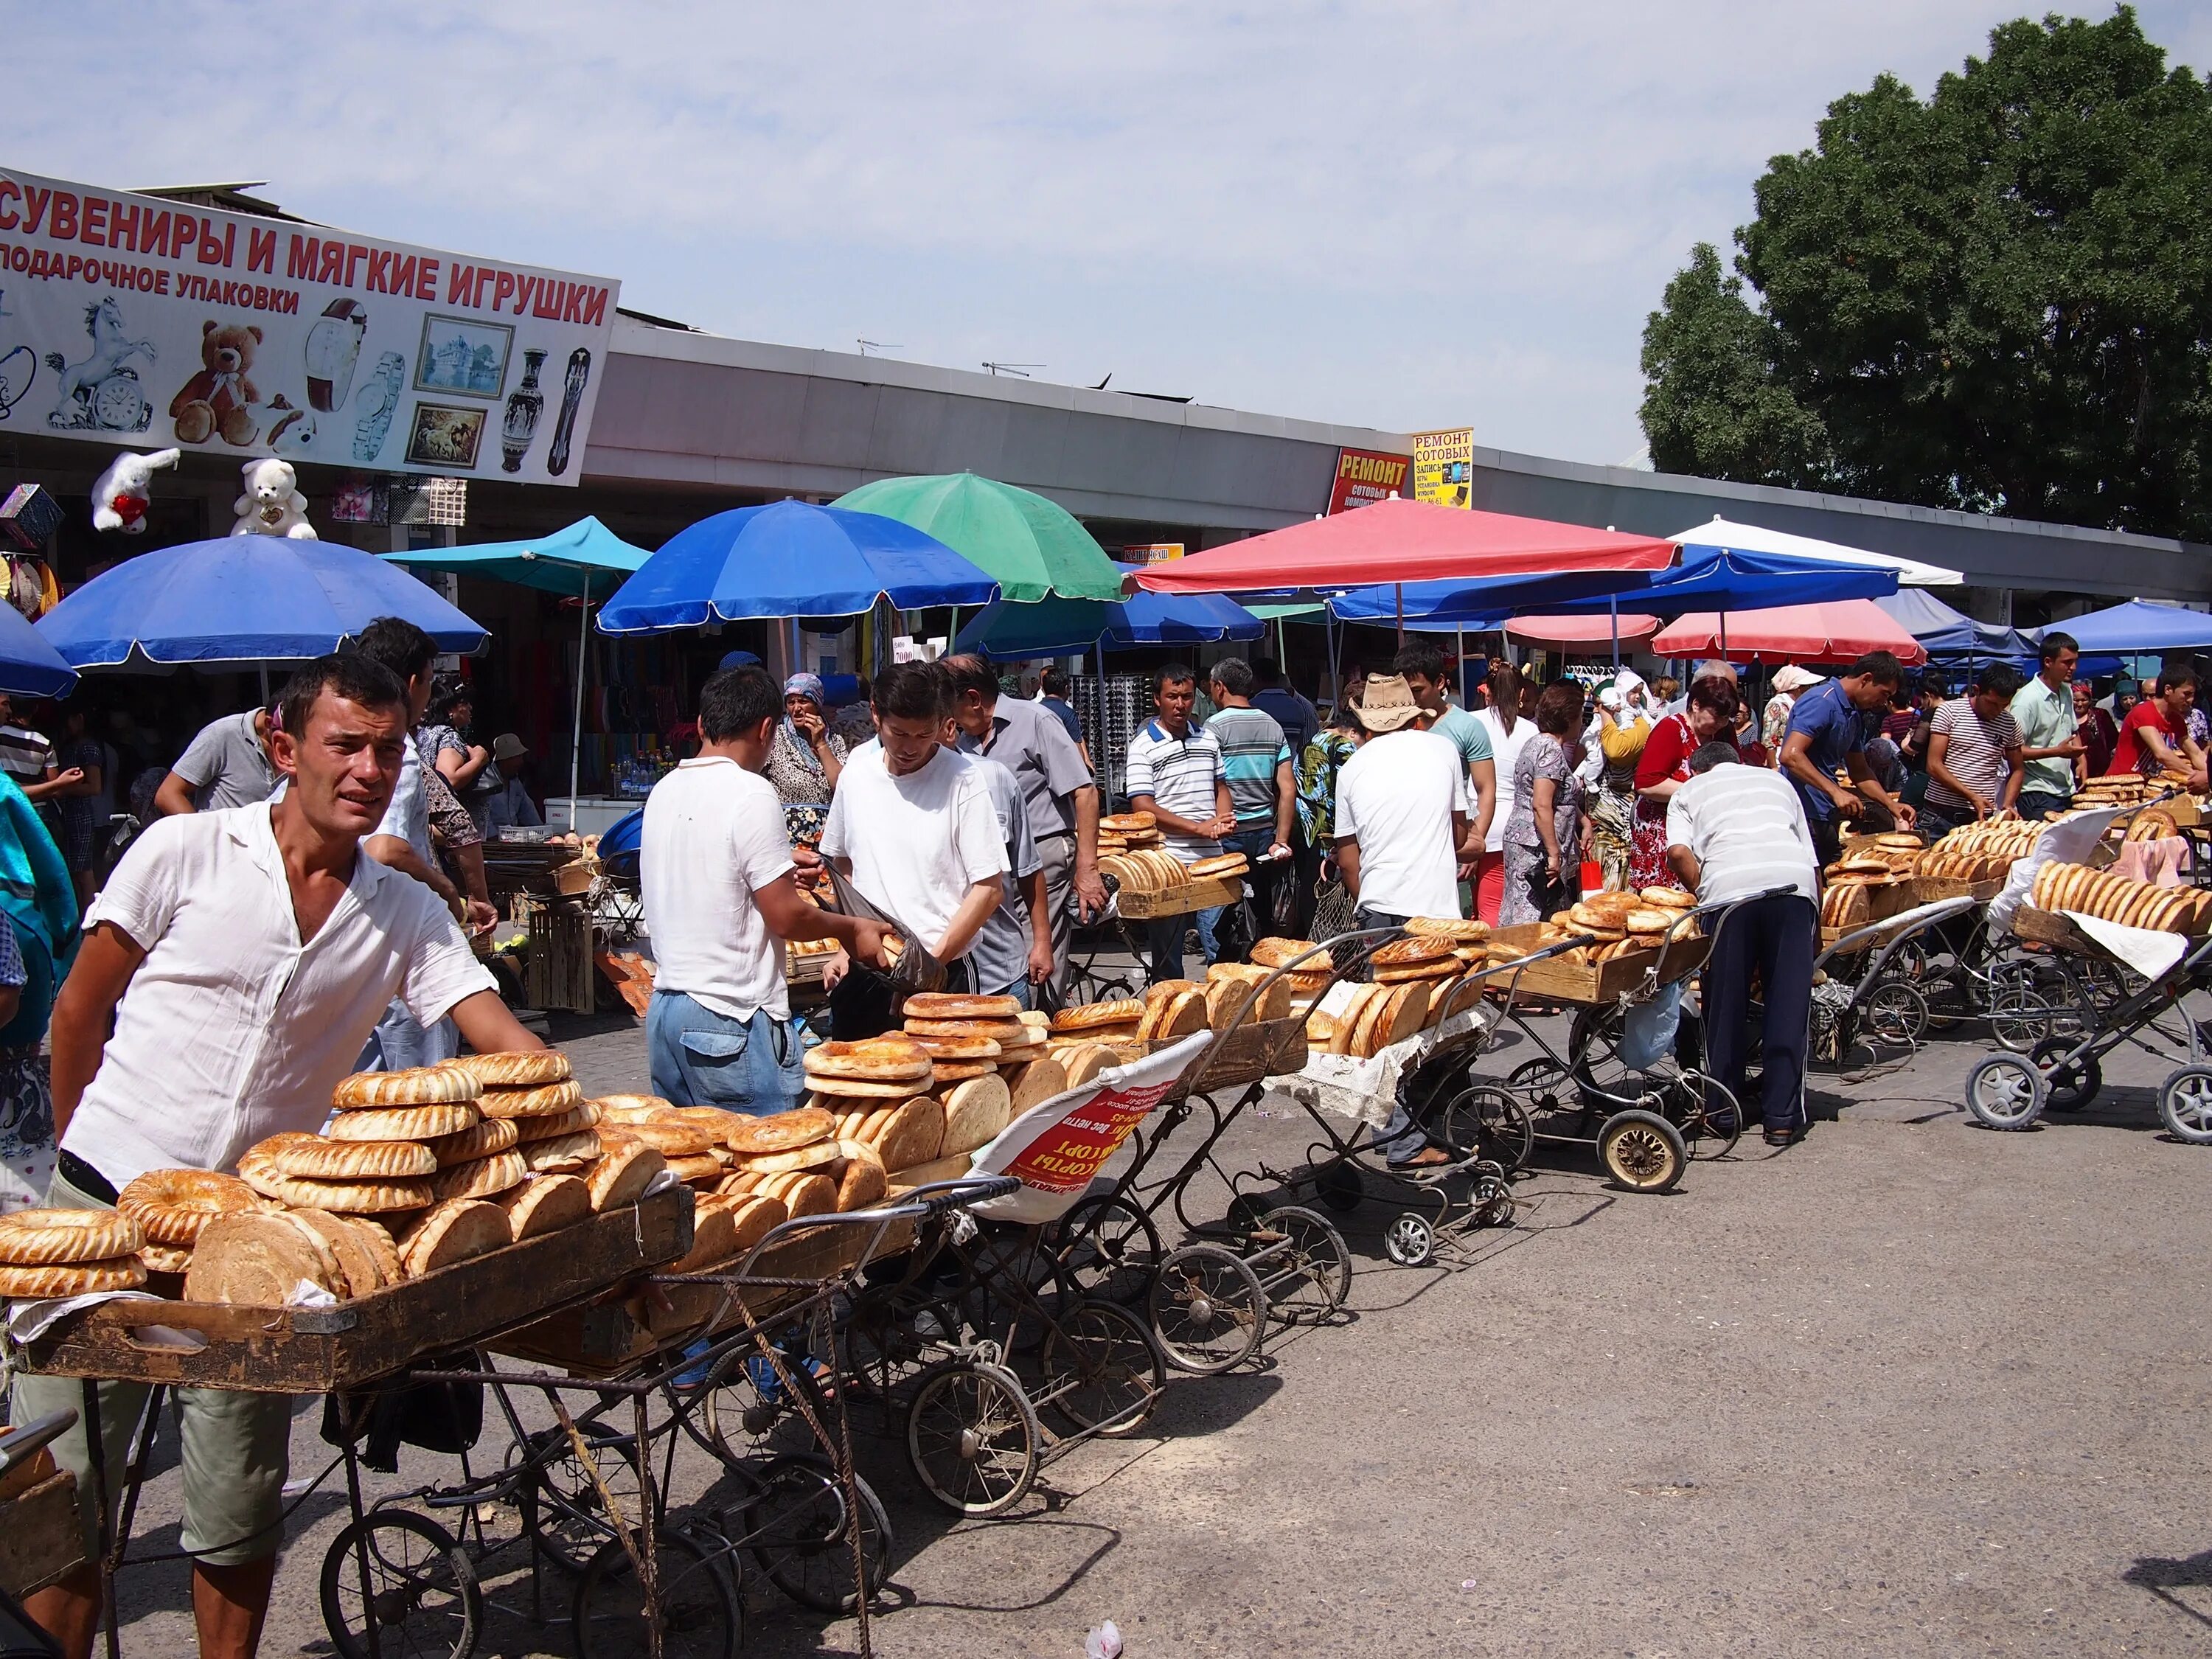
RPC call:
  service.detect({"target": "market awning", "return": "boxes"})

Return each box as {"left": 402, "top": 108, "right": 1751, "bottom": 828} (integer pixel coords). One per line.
{"left": 0, "top": 604, "right": 76, "bottom": 699}
{"left": 952, "top": 563, "right": 1265, "bottom": 660}
{"left": 832, "top": 473, "right": 1124, "bottom": 603}
{"left": 1669, "top": 515, "right": 1963, "bottom": 588}
{"left": 1873, "top": 588, "right": 2035, "bottom": 662}
{"left": 1505, "top": 613, "right": 1660, "bottom": 649}
{"left": 38, "top": 535, "right": 486, "bottom": 667}
{"left": 1132, "top": 498, "right": 1674, "bottom": 594}
{"left": 384, "top": 515, "right": 650, "bottom": 597}
{"left": 2035, "top": 599, "right": 2212, "bottom": 655}
{"left": 1650, "top": 600, "right": 1927, "bottom": 666}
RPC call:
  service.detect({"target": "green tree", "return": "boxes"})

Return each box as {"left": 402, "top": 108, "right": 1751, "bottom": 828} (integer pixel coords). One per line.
{"left": 1641, "top": 8, "right": 2212, "bottom": 540}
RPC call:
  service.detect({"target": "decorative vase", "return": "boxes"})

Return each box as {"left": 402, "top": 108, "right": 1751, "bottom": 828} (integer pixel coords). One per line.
{"left": 547, "top": 348, "right": 591, "bottom": 477}
{"left": 501, "top": 349, "right": 547, "bottom": 473}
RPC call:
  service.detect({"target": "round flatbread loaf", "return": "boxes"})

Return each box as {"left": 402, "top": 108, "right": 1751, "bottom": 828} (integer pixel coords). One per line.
{"left": 588, "top": 1140, "right": 666, "bottom": 1211}
{"left": 139, "top": 1242, "right": 192, "bottom": 1276}
{"left": 670, "top": 1195, "right": 740, "bottom": 1273}
{"left": 518, "top": 1130, "right": 603, "bottom": 1174}
{"left": 327, "top": 1102, "right": 481, "bottom": 1143}
{"left": 1186, "top": 853, "right": 1250, "bottom": 878}
{"left": 332, "top": 1066, "right": 481, "bottom": 1109}
{"left": 0, "top": 1256, "right": 146, "bottom": 1298}
{"left": 835, "top": 1140, "right": 888, "bottom": 1211}
{"left": 1404, "top": 917, "right": 1489, "bottom": 940}
{"left": 445, "top": 1049, "right": 573, "bottom": 1088}
{"left": 731, "top": 1138, "right": 844, "bottom": 1176}
{"left": 759, "top": 1169, "right": 838, "bottom": 1219}
{"left": 804, "top": 1074, "right": 931, "bottom": 1099}
{"left": 286, "top": 1208, "right": 390, "bottom": 1298}
{"left": 902, "top": 1018, "right": 1029, "bottom": 1041}
{"left": 513, "top": 1102, "right": 602, "bottom": 1142}
{"left": 667, "top": 1153, "right": 726, "bottom": 1184}
{"left": 1249, "top": 936, "right": 1322, "bottom": 967}
{"left": 1051, "top": 998, "right": 1147, "bottom": 1032}
{"left": 239, "top": 1164, "right": 434, "bottom": 1214}
{"left": 117, "top": 1170, "right": 255, "bottom": 1247}
{"left": 1638, "top": 886, "right": 1695, "bottom": 909}
{"left": 724, "top": 1107, "right": 836, "bottom": 1155}
{"left": 1623, "top": 908, "right": 1681, "bottom": 935}
{"left": 184, "top": 1211, "right": 343, "bottom": 1304}
{"left": 398, "top": 1200, "right": 512, "bottom": 1277}
{"left": 428, "top": 1118, "right": 522, "bottom": 1166}
{"left": 1370, "top": 936, "right": 1453, "bottom": 968}
{"left": 336, "top": 1214, "right": 404, "bottom": 1287}
{"left": 1005, "top": 1057, "right": 1067, "bottom": 1113}
{"left": 1060, "top": 1043, "right": 1117, "bottom": 1088}
{"left": 432, "top": 1150, "right": 527, "bottom": 1202}
{"left": 498, "top": 1174, "right": 592, "bottom": 1239}
{"left": 804, "top": 1036, "right": 933, "bottom": 1082}
{"left": 618, "top": 1119, "right": 714, "bottom": 1158}
{"left": 591, "top": 1094, "right": 678, "bottom": 1121}
{"left": 904, "top": 1033, "right": 1004, "bottom": 1061}
{"left": 1099, "top": 811, "right": 1155, "bottom": 832}
{"left": 868, "top": 1096, "right": 946, "bottom": 1173}
{"left": 941, "top": 1074, "right": 1012, "bottom": 1158}
{"left": 251, "top": 1132, "right": 437, "bottom": 1182}
{"left": 0, "top": 1207, "right": 145, "bottom": 1266}
{"left": 901, "top": 992, "right": 1023, "bottom": 1020}
{"left": 930, "top": 1060, "right": 1000, "bottom": 1083}
{"left": 477, "top": 1079, "right": 587, "bottom": 1120}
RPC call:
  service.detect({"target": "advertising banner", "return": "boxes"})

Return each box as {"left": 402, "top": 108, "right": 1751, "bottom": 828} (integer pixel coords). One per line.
{"left": 1325, "top": 446, "right": 1409, "bottom": 514}
{"left": 0, "top": 167, "right": 620, "bottom": 486}
{"left": 1121, "top": 543, "right": 1184, "bottom": 564}
{"left": 1411, "top": 427, "right": 1475, "bottom": 509}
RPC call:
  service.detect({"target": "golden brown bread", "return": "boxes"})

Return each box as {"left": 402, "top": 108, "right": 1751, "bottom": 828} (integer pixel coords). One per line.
{"left": 498, "top": 1174, "right": 593, "bottom": 1239}
{"left": 431, "top": 1150, "right": 527, "bottom": 1202}
{"left": 326, "top": 1102, "right": 480, "bottom": 1142}
{"left": 249, "top": 1132, "right": 437, "bottom": 1181}
{"left": 116, "top": 1171, "right": 254, "bottom": 1248}
{"left": 331, "top": 1066, "right": 481, "bottom": 1108}
{"left": 726, "top": 1107, "right": 837, "bottom": 1155}
{"left": 477, "top": 1080, "right": 587, "bottom": 1120}
{"left": 0, "top": 1255, "right": 146, "bottom": 1296}
{"left": 445, "top": 1049, "right": 573, "bottom": 1088}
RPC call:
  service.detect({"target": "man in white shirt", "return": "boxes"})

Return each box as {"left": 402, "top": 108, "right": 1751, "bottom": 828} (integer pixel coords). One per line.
{"left": 21, "top": 653, "right": 540, "bottom": 1659}
{"left": 643, "top": 665, "right": 887, "bottom": 1112}
{"left": 1473, "top": 661, "right": 1532, "bottom": 923}
{"left": 1332, "top": 674, "right": 1475, "bottom": 928}
{"left": 1124, "top": 664, "right": 1236, "bottom": 984}
{"left": 1666, "top": 741, "right": 1820, "bottom": 1150}
{"left": 820, "top": 661, "right": 1007, "bottom": 992}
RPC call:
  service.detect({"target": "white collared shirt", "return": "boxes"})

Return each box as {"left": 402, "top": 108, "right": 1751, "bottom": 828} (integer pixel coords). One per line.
{"left": 641, "top": 757, "right": 794, "bottom": 1022}
{"left": 62, "top": 802, "right": 495, "bottom": 1187}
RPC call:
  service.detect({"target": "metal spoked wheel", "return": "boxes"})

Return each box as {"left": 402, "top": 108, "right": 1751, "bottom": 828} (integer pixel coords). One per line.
{"left": 1598, "top": 1109, "right": 1686, "bottom": 1194}
{"left": 1863, "top": 978, "right": 1930, "bottom": 1046}
{"left": 1508, "top": 1054, "right": 1573, "bottom": 1118}
{"left": 1673, "top": 1072, "right": 1742, "bottom": 1159}
{"left": 321, "top": 1508, "right": 481, "bottom": 1659}
{"left": 1049, "top": 1192, "right": 1164, "bottom": 1306}
{"left": 1249, "top": 1205, "right": 1352, "bottom": 1321}
{"left": 1148, "top": 1242, "right": 1267, "bottom": 1374}
{"left": 733, "top": 1453, "right": 894, "bottom": 1615}
{"left": 1037, "top": 1298, "right": 1166, "bottom": 1438}
{"left": 1965, "top": 1052, "right": 2048, "bottom": 1130}
{"left": 526, "top": 1422, "right": 643, "bottom": 1574}
{"left": 698, "top": 1347, "right": 827, "bottom": 1468}
{"left": 1436, "top": 1084, "right": 1534, "bottom": 1172}
{"left": 1470, "top": 1164, "right": 1515, "bottom": 1227}
{"left": 1382, "top": 1211, "right": 1435, "bottom": 1267}
{"left": 2030, "top": 1036, "right": 2104, "bottom": 1112}
{"left": 571, "top": 1524, "right": 743, "bottom": 1659}
{"left": 2157, "top": 1065, "right": 2212, "bottom": 1144}
{"left": 1987, "top": 985, "right": 2059, "bottom": 1053}
{"left": 905, "top": 1360, "right": 1040, "bottom": 1517}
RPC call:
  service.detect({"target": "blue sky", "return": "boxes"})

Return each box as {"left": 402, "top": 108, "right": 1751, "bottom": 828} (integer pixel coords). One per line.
{"left": 12, "top": 1, "right": 2210, "bottom": 465}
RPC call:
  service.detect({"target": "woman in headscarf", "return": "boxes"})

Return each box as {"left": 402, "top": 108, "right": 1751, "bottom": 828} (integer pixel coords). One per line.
{"left": 1762, "top": 666, "right": 1823, "bottom": 768}
{"left": 0, "top": 771, "right": 77, "bottom": 1209}
{"left": 1585, "top": 671, "right": 1652, "bottom": 893}
{"left": 764, "top": 672, "right": 848, "bottom": 846}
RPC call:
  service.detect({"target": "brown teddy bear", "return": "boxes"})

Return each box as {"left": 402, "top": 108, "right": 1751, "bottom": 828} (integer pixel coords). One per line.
{"left": 169, "top": 320, "right": 262, "bottom": 445}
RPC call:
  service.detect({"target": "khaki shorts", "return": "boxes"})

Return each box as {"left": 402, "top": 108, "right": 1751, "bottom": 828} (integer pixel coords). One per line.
{"left": 9, "top": 1166, "right": 294, "bottom": 1567}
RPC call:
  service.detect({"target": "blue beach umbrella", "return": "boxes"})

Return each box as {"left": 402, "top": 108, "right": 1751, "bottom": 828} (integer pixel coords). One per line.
{"left": 0, "top": 604, "right": 76, "bottom": 698}
{"left": 953, "top": 563, "right": 1265, "bottom": 660}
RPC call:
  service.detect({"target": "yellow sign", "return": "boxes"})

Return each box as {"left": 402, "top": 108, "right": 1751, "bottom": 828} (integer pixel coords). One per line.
{"left": 1121, "top": 543, "right": 1184, "bottom": 565}
{"left": 1411, "top": 428, "right": 1475, "bottom": 509}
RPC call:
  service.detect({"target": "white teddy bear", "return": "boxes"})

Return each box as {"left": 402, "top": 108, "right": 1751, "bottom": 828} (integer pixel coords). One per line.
{"left": 91, "top": 446, "right": 181, "bottom": 534}
{"left": 231, "top": 456, "right": 317, "bottom": 539}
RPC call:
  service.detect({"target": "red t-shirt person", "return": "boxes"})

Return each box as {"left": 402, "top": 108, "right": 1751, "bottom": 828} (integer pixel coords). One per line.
{"left": 2109, "top": 700, "right": 2178, "bottom": 776}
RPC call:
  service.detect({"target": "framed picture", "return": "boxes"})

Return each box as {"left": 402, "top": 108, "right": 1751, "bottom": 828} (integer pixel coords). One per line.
{"left": 412, "top": 313, "right": 514, "bottom": 399}
{"left": 403, "top": 402, "right": 488, "bottom": 470}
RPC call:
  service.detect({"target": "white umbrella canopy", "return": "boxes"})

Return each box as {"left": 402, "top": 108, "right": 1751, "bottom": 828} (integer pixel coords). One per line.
{"left": 1668, "top": 515, "right": 1964, "bottom": 588}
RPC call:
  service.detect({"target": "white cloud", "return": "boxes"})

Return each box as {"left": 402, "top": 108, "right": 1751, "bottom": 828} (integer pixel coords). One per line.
{"left": 7, "top": 0, "right": 2205, "bottom": 462}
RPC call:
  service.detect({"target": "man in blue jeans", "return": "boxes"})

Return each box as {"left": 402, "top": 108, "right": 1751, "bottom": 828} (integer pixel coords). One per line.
{"left": 1206, "top": 657, "right": 1295, "bottom": 944}
{"left": 1127, "top": 665, "right": 1236, "bottom": 983}
{"left": 641, "top": 666, "right": 888, "bottom": 1112}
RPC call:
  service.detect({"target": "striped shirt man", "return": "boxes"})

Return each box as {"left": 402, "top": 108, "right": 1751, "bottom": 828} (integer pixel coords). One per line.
{"left": 1664, "top": 762, "right": 1818, "bottom": 905}
{"left": 1924, "top": 697, "right": 2020, "bottom": 815}
{"left": 1125, "top": 718, "right": 1225, "bottom": 863}
{"left": 1206, "top": 705, "right": 1290, "bottom": 830}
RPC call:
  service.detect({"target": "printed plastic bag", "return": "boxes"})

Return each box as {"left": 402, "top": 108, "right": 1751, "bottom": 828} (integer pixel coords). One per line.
{"left": 1618, "top": 983, "right": 1681, "bottom": 1072}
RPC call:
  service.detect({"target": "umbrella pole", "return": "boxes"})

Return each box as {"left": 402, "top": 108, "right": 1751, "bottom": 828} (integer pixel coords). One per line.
{"left": 257, "top": 663, "right": 268, "bottom": 707}
{"left": 1394, "top": 582, "right": 1405, "bottom": 647}
{"left": 1719, "top": 610, "right": 1728, "bottom": 661}
{"left": 569, "top": 574, "right": 589, "bottom": 833}
{"left": 1610, "top": 595, "right": 1619, "bottom": 671}
{"left": 1455, "top": 627, "right": 1465, "bottom": 706}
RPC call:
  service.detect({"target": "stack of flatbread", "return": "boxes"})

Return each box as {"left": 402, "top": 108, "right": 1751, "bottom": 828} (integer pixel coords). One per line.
{"left": 2030, "top": 859, "right": 2212, "bottom": 934}
{"left": 1250, "top": 936, "right": 1334, "bottom": 1000}
{"left": 1048, "top": 997, "right": 1145, "bottom": 1051}
{"left": 116, "top": 1169, "right": 255, "bottom": 1277}
{"left": 1096, "top": 810, "right": 1165, "bottom": 855}
{"left": 0, "top": 1206, "right": 150, "bottom": 1298}
{"left": 1096, "top": 846, "right": 1192, "bottom": 892}
{"left": 1128, "top": 979, "right": 1211, "bottom": 1043}
{"left": 1304, "top": 978, "right": 1433, "bottom": 1059}
{"left": 1915, "top": 821, "right": 2034, "bottom": 882}
{"left": 898, "top": 992, "right": 1049, "bottom": 1083}
{"left": 1201, "top": 962, "right": 1293, "bottom": 1029}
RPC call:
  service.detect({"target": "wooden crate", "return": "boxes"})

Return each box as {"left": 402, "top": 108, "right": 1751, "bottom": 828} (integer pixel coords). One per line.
{"left": 515, "top": 892, "right": 597, "bottom": 1013}
{"left": 1113, "top": 873, "right": 1245, "bottom": 919}
{"left": 1124, "top": 1015, "right": 1307, "bottom": 1096}
{"left": 490, "top": 1214, "right": 915, "bottom": 1378}
{"left": 1483, "top": 925, "right": 1711, "bottom": 1004}
{"left": 15, "top": 1188, "right": 694, "bottom": 1394}
{"left": 0, "top": 1472, "right": 84, "bottom": 1597}
{"left": 1907, "top": 874, "right": 2005, "bottom": 904}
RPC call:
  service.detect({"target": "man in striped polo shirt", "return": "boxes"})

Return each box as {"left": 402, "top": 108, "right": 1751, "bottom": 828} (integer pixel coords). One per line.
{"left": 1125, "top": 664, "right": 1234, "bottom": 984}
{"left": 1667, "top": 741, "right": 1820, "bottom": 1148}
{"left": 1921, "top": 664, "right": 2026, "bottom": 838}
{"left": 1205, "top": 658, "right": 1294, "bottom": 941}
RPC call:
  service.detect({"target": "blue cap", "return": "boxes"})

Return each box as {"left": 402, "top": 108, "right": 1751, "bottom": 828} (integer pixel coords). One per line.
{"left": 717, "top": 650, "right": 762, "bottom": 671}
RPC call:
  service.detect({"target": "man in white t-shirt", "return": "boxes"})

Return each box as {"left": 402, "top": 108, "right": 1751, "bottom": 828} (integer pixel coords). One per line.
{"left": 1333, "top": 674, "right": 1475, "bottom": 927}
{"left": 644, "top": 665, "right": 888, "bottom": 1113}
{"left": 820, "top": 661, "right": 1008, "bottom": 992}
{"left": 21, "top": 653, "right": 538, "bottom": 1659}
{"left": 1473, "top": 661, "right": 1533, "bottom": 924}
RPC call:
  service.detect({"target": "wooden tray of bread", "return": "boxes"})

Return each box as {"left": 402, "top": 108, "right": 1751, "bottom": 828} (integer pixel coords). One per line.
{"left": 1112, "top": 870, "right": 1247, "bottom": 919}
{"left": 1484, "top": 923, "right": 1710, "bottom": 1004}
{"left": 14, "top": 1185, "right": 694, "bottom": 1394}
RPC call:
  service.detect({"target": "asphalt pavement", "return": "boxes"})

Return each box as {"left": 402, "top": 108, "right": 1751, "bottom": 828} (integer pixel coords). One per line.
{"left": 76, "top": 1000, "right": 2212, "bottom": 1658}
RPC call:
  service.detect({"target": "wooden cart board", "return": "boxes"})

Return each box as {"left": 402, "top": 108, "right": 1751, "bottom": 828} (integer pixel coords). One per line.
{"left": 13, "top": 1186, "right": 695, "bottom": 1394}
{"left": 489, "top": 1214, "right": 916, "bottom": 1378}
{"left": 1127, "top": 1015, "right": 1307, "bottom": 1097}
{"left": 1113, "top": 872, "right": 1245, "bottom": 919}
{"left": 1907, "top": 874, "right": 2004, "bottom": 904}
{"left": 1484, "top": 925, "right": 1711, "bottom": 1004}
{"left": 0, "top": 1470, "right": 84, "bottom": 1597}
{"left": 2010, "top": 904, "right": 2098, "bottom": 953}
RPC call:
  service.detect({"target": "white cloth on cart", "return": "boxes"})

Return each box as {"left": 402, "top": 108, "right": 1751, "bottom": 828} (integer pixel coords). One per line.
{"left": 2065, "top": 911, "right": 2188, "bottom": 980}
{"left": 1989, "top": 804, "right": 2124, "bottom": 930}
{"left": 1264, "top": 1006, "right": 1494, "bottom": 1130}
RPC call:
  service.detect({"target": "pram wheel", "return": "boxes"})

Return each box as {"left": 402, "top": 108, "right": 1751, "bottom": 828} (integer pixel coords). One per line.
{"left": 1382, "top": 1212, "right": 1435, "bottom": 1267}
{"left": 1049, "top": 1194, "right": 1163, "bottom": 1306}
{"left": 525, "top": 1421, "right": 643, "bottom": 1573}
{"left": 320, "top": 1507, "right": 481, "bottom": 1659}
{"left": 1150, "top": 1242, "right": 1267, "bottom": 1374}
{"left": 698, "top": 1346, "right": 829, "bottom": 1467}
{"left": 1965, "top": 1053, "right": 2047, "bottom": 1130}
{"left": 1864, "top": 979, "right": 1929, "bottom": 1046}
{"left": 2030, "top": 1037, "right": 2103, "bottom": 1112}
{"left": 1038, "top": 1298, "right": 1166, "bottom": 1437}
{"left": 1987, "top": 986, "right": 2059, "bottom": 1053}
{"left": 1674, "top": 1072, "right": 1743, "bottom": 1158}
{"left": 1251, "top": 1205, "right": 1352, "bottom": 1320}
{"left": 2157, "top": 1065, "right": 2212, "bottom": 1144}
{"left": 571, "top": 1523, "right": 743, "bottom": 1659}
{"left": 1437, "top": 1085, "right": 1533, "bottom": 1172}
{"left": 732, "top": 1453, "right": 894, "bottom": 1613}
{"left": 906, "top": 1360, "right": 1040, "bottom": 1516}
{"left": 1599, "top": 1110, "right": 1686, "bottom": 1193}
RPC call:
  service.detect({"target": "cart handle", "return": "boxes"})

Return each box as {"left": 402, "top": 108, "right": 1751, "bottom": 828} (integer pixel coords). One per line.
{"left": 722, "top": 1175, "right": 1022, "bottom": 1277}
{"left": 0, "top": 1410, "right": 75, "bottom": 1481}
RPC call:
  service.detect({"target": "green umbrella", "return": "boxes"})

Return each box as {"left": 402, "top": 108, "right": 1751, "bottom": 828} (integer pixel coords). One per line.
{"left": 831, "top": 473, "right": 1123, "bottom": 603}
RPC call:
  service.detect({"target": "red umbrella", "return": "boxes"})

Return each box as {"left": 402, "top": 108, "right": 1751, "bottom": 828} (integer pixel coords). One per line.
{"left": 1506, "top": 613, "right": 1660, "bottom": 648}
{"left": 1650, "top": 599, "right": 1927, "bottom": 666}
{"left": 1130, "top": 497, "right": 1674, "bottom": 593}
